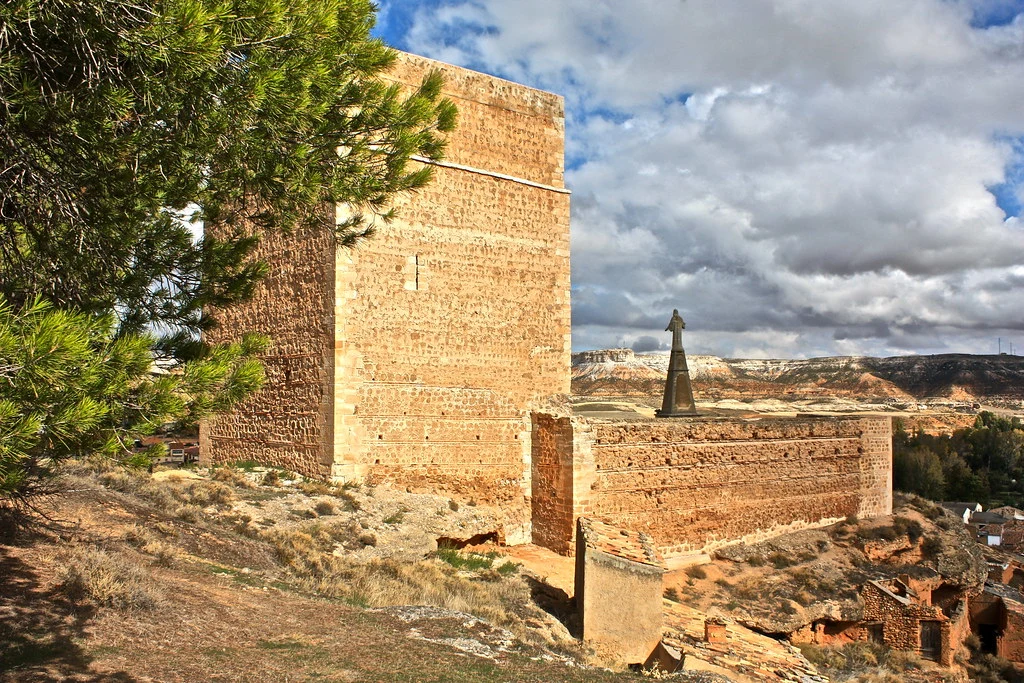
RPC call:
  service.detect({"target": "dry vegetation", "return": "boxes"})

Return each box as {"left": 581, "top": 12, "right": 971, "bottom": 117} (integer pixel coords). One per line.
{"left": 798, "top": 641, "right": 946, "bottom": 683}
{"left": 1, "top": 459, "right": 627, "bottom": 682}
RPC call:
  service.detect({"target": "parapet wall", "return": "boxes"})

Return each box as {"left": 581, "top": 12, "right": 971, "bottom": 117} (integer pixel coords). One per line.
{"left": 532, "top": 414, "right": 892, "bottom": 557}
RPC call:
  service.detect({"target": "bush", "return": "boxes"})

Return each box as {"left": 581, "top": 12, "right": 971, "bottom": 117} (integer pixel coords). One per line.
{"left": 496, "top": 561, "right": 520, "bottom": 576}
{"left": 175, "top": 504, "right": 202, "bottom": 522}
{"left": 314, "top": 500, "right": 336, "bottom": 516}
{"left": 801, "top": 641, "right": 926, "bottom": 682}
{"left": 55, "top": 546, "right": 161, "bottom": 610}
{"left": 211, "top": 466, "right": 253, "bottom": 489}
{"left": 921, "top": 535, "right": 944, "bottom": 557}
{"left": 382, "top": 507, "right": 406, "bottom": 525}
{"left": 685, "top": 565, "right": 708, "bottom": 580}
{"left": 0, "top": 299, "right": 265, "bottom": 510}
{"left": 892, "top": 516, "right": 924, "bottom": 542}
{"left": 143, "top": 540, "right": 179, "bottom": 567}
{"left": 769, "top": 551, "right": 796, "bottom": 569}
{"left": 435, "top": 545, "right": 495, "bottom": 571}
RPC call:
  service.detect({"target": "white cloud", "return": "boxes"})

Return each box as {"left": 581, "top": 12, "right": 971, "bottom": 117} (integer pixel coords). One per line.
{"left": 391, "top": 0, "right": 1024, "bottom": 357}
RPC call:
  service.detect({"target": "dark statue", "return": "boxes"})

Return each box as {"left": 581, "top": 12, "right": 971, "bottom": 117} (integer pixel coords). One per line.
{"left": 656, "top": 309, "right": 698, "bottom": 417}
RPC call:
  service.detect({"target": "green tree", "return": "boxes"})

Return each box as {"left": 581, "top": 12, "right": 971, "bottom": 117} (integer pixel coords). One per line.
{"left": 893, "top": 445, "right": 945, "bottom": 500}
{"left": 1, "top": 0, "right": 456, "bottom": 342}
{"left": 0, "top": 297, "right": 266, "bottom": 507}
{"left": 0, "top": 0, "right": 456, "bottom": 505}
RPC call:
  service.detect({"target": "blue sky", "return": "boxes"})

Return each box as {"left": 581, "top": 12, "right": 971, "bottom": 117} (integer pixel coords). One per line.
{"left": 373, "top": 0, "right": 1024, "bottom": 358}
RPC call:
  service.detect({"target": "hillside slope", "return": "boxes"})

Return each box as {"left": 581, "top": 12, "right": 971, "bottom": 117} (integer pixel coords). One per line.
{"left": 573, "top": 349, "right": 1024, "bottom": 403}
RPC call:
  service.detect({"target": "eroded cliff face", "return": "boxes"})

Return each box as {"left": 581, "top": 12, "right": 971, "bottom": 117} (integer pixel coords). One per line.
{"left": 572, "top": 348, "right": 1024, "bottom": 402}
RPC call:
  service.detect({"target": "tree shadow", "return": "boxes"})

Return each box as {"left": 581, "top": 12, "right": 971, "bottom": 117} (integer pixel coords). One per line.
{"left": 524, "top": 575, "right": 581, "bottom": 639}
{"left": 0, "top": 544, "right": 137, "bottom": 682}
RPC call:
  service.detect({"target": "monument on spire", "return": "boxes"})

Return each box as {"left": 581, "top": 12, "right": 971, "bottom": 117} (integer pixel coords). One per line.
{"left": 655, "top": 309, "right": 698, "bottom": 417}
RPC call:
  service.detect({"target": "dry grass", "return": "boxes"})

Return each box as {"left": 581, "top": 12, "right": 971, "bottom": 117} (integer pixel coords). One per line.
{"left": 54, "top": 546, "right": 162, "bottom": 610}
{"left": 799, "top": 642, "right": 927, "bottom": 682}
{"left": 211, "top": 466, "right": 254, "bottom": 489}
{"left": 313, "top": 499, "right": 337, "bottom": 516}
{"left": 142, "top": 540, "right": 180, "bottom": 567}
{"left": 258, "top": 523, "right": 561, "bottom": 651}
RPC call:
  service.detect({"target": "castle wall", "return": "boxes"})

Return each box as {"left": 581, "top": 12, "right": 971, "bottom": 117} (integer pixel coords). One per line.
{"left": 200, "top": 217, "right": 337, "bottom": 478}
{"left": 531, "top": 415, "right": 893, "bottom": 557}
{"left": 328, "top": 55, "right": 571, "bottom": 542}
{"left": 201, "top": 52, "right": 571, "bottom": 543}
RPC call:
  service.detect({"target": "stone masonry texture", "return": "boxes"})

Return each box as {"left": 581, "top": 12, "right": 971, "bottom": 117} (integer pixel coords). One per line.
{"left": 531, "top": 415, "right": 893, "bottom": 557}
{"left": 202, "top": 52, "right": 571, "bottom": 543}
{"left": 202, "top": 50, "right": 894, "bottom": 553}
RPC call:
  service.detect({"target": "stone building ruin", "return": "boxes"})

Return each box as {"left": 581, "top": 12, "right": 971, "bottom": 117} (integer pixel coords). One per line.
{"left": 201, "top": 51, "right": 892, "bottom": 556}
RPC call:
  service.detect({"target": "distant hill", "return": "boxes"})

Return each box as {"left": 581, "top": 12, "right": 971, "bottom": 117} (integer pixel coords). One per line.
{"left": 572, "top": 349, "right": 1024, "bottom": 402}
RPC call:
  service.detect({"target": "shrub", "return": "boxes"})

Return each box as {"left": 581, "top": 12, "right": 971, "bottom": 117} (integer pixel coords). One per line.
{"left": 55, "top": 546, "right": 161, "bottom": 610}
{"left": 338, "top": 490, "right": 361, "bottom": 512}
{"left": 97, "top": 470, "right": 143, "bottom": 493}
{"left": 314, "top": 500, "right": 336, "bottom": 516}
{"left": 685, "top": 565, "right": 707, "bottom": 580}
{"left": 231, "top": 513, "right": 261, "bottom": 538}
{"left": 968, "top": 652, "right": 1024, "bottom": 683}
{"left": 382, "top": 508, "right": 406, "bottom": 525}
{"left": 296, "top": 480, "right": 333, "bottom": 497}
{"left": 664, "top": 587, "right": 681, "bottom": 602}
{"left": 921, "top": 535, "right": 944, "bottom": 557}
{"left": 211, "top": 466, "right": 253, "bottom": 489}
{"left": 892, "top": 516, "right": 924, "bottom": 542}
{"left": 261, "top": 470, "right": 281, "bottom": 487}
{"left": 175, "top": 504, "right": 202, "bottom": 522}
{"left": 769, "top": 551, "right": 796, "bottom": 569}
{"left": 496, "top": 561, "right": 520, "bottom": 576}
{"left": 435, "top": 545, "right": 494, "bottom": 571}
{"left": 143, "top": 540, "right": 179, "bottom": 567}
{"left": 184, "top": 481, "right": 235, "bottom": 507}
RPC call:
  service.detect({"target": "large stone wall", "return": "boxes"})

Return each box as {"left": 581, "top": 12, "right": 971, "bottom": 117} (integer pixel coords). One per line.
{"left": 200, "top": 216, "right": 338, "bottom": 477}
{"left": 202, "top": 52, "right": 571, "bottom": 542}
{"left": 531, "top": 415, "right": 893, "bottom": 557}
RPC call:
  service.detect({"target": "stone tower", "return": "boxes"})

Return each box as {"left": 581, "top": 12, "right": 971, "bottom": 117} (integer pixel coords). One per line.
{"left": 200, "top": 53, "right": 572, "bottom": 542}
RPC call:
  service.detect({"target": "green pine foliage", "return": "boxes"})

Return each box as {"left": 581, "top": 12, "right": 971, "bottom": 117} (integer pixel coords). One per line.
{"left": 0, "top": 297, "right": 267, "bottom": 505}
{"left": 0, "top": 1, "right": 457, "bottom": 506}
{"left": 1, "top": 0, "right": 456, "bottom": 340}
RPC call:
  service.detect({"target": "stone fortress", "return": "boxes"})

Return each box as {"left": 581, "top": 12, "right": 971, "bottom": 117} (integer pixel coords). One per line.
{"left": 201, "top": 51, "right": 892, "bottom": 559}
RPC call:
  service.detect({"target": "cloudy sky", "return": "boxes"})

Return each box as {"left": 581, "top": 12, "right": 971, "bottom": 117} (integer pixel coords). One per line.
{"left": 374, "top": 0, "right": 1024, "bottom": 359}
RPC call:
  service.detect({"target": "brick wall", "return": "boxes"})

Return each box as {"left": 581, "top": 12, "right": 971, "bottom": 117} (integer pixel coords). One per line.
{"left": 532, "top": 415, "right": 893, "bottom": 556}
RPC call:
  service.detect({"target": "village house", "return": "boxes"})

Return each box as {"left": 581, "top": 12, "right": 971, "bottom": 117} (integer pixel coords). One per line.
{"left": 940, "top": 501, "right": 982, "bottom": 524}
{"left": 970, "top": 510, "right": 1010, "bottom": 546}
{"left": 860, "top": 577, "right": 971, "bottom": 666}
